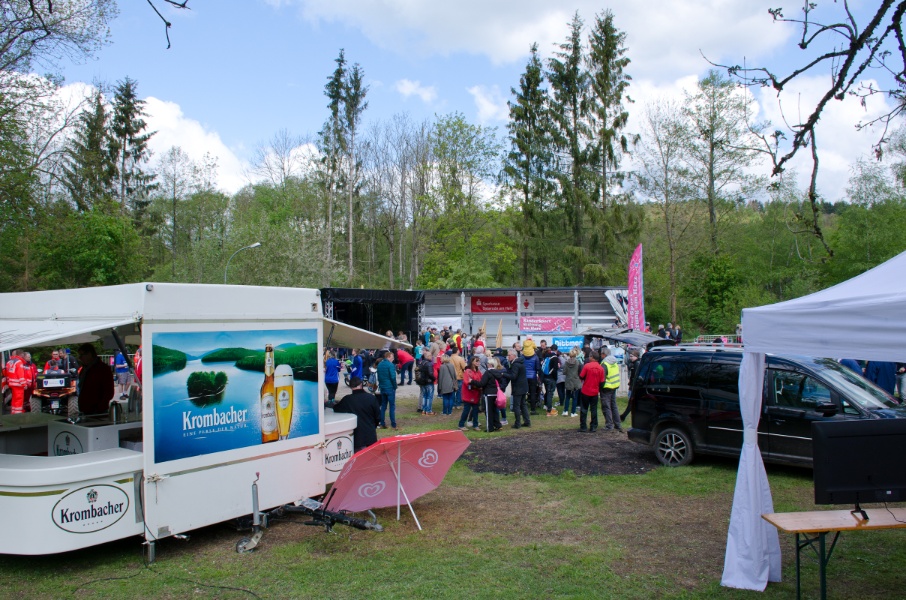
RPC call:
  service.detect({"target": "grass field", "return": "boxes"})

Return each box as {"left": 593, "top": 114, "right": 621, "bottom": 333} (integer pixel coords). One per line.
{"left": 0, "top": 394, "right": 903, "bottom": 599}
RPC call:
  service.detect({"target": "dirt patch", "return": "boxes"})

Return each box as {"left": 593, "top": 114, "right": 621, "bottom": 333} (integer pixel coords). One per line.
{"left": 462, "top": 427, "right": 660, "bottom": 476}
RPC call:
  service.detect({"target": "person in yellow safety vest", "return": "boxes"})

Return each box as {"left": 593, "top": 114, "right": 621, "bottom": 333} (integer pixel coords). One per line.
{"left": 600, "top": 346, "right": 624, "bottom": 433}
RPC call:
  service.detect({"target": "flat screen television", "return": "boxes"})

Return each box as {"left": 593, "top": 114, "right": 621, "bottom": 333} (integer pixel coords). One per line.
{"left": 812, "top": 419, "right": 906, "bottom": 510}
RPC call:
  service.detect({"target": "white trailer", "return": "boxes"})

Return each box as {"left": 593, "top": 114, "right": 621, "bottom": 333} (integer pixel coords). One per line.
{"left": 0, "top": 283, "right": 397, "bottom": 557}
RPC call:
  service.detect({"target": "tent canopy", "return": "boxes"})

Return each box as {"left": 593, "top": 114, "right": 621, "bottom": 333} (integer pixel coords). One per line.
{"left": 742, "top": 251, "right": 906, "bottom": 362}
{"left": 723, "top": 249, "right": 906, "bottom": 591}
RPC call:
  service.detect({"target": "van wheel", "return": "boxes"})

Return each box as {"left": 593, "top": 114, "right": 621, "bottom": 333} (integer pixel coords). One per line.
{"left": 654, "top": 427, "right": 694, "bottom": 467}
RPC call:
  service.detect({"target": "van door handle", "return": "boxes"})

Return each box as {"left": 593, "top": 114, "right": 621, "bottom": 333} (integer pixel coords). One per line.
{"left": 771, "top": 419, "right": 785, "bottom": 425}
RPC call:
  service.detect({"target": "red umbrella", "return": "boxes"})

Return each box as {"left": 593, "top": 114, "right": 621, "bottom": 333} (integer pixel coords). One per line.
{"left": 323, "top": 429, "right": 470, "bottom": 530}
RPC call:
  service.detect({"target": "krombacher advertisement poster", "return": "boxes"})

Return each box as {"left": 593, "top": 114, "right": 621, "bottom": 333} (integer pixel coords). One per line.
{"left": 151, "top": 329, "right": 319, "bottom": 463}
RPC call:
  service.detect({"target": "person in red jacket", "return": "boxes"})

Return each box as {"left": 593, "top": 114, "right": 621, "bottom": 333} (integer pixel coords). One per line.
{"left": 4, "top": 350, "right": 28, "bottom": 414}
{"left": 396, "top": 348, "right": 415, "bottom": 385}
{"left": 577, "top": 351, "right": 605, "bottom": 432}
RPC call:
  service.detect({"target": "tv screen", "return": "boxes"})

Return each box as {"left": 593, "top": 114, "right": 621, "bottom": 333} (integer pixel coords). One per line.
{"left": 812, "top": 419, "right": 906, "bottom": 506}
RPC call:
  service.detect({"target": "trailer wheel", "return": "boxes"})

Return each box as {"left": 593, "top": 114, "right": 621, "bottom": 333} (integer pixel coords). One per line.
{"left": 236, "top": 538, "right": 254, "bottom": 553}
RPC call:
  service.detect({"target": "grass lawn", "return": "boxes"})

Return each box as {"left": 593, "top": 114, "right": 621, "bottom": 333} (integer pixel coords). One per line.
{"left": 0, "top": 395, "right": 903, "bottom": 599}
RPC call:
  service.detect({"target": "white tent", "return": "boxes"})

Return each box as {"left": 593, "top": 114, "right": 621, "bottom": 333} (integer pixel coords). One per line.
{"left": 721, "top": 250, "right": 906, "bottom": 590}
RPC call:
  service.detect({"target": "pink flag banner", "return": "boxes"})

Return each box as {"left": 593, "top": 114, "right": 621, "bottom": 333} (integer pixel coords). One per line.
{"left": 627, "top": 244, "right": 646, "bottom": 331}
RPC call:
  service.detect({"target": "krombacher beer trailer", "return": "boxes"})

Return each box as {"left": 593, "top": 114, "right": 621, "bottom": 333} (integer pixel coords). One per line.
{"left": 0, "top": 283, "right": 403, "bottom": 558}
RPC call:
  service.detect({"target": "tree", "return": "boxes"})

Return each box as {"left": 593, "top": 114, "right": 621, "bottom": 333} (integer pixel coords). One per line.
{"left": 586, "top": 9, "right": 633, "bottom": 206}
{"left": 0, "top": 0, "right": 115, "bottom": 75}
{"left": 636, "top": 99, "right": 701, "bottom": 323}
{"left": 109, "top": 77, "right": 156, "bottom": 217}
{"left": 504, "top": 43, "right": 554, "bottom": 286}
{"left": 156, "top": 146, "right": 194, "bottom": 276}
{"left": 342, "top": 61, "right": 368, "bottom": 285}
{"left": 61, "top": 89, "right": 115, "bottom": 211}
{"left": 547, "top": 12, "right": 593, "bottom": 282}
{"left": 713, "top": 1, "right": 906, "bottom": 256}
{"left": 683, "top": 70, "right": 762, "bottom": 255}
{"left": 317, "top": 49, "right": 347, "bottom": 286}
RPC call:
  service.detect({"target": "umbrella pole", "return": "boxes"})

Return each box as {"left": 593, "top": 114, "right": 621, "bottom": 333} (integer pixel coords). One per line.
{"left": 388, "top": 448, "right": 422, "bottom": 530}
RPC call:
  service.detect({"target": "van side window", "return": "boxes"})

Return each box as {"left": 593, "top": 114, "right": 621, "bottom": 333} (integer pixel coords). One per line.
{"left": 770, "top": 371, "right": 831, "bottom": 409}
{"left": 709, "top": 362, "right": 740, "bottom": 395}
{"left": 647, "top": 359, "right": 709, "bottom": 387}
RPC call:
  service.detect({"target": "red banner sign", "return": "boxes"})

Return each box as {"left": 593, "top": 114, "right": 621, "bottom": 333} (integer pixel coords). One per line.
{"left": 470, "top": 296, "right": 517, "bottom": 313}
{"left": 519, "top": 317, "right": 573, "bottom": 333}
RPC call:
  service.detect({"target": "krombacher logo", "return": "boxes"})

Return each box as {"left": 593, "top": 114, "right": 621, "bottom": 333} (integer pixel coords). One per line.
{"left": 182, "top": 406, "right": 249, "bottom": 430}
{"left": 325, "top": 436, "right": 354, "bottom": 472}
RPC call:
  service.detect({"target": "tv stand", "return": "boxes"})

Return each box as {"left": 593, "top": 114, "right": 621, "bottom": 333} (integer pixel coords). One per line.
{"left": 851, "top": 503, "right": 869, "bottom": 522}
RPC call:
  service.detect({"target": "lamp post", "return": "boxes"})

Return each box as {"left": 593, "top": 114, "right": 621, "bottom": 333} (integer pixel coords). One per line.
{"left": 224, "top": 242, "right": 262, "bottom": 284}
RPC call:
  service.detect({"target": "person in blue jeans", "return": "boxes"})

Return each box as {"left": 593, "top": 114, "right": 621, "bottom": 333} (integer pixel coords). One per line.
{"left": 377, "top": 351, "right": 398, "bottom": 429}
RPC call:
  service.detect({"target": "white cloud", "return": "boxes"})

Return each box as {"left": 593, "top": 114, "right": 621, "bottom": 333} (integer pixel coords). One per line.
{"left": 142, "top": 97, "right": 249, "bottom": 194}
{"left": 290, "top": 0, "right": 791, "bottom": 77}
{"left": 467, "top": 85, "right": 508, "bottom": 124}
{"left": 394, "top": 78, "right": 437, "bottom": 103}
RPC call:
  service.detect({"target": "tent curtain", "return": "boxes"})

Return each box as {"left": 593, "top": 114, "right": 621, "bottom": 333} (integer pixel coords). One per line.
{"left": 721, "top": 351, "right": 782, "bottom": 590}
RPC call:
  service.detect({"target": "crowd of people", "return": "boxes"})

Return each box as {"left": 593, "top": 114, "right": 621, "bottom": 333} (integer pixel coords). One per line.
{"left": 3, "top": 346, "right": 141, "bottom": 416}
{"left": 324, "top": 325, "right": 640, "bottom": 438}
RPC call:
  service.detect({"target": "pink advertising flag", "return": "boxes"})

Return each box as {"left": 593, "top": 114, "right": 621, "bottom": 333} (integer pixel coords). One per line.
{"left": 628, "top": 244, "right": 646, "bottom": 331}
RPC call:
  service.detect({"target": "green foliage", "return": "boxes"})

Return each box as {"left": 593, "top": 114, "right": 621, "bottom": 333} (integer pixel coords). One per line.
{"left": 201, "top": 348, "right": 258, "bottom": 363}
{"left": 186, "top": 371, "right": 228, "bottom": 406}
{"left": 235, "top": 343, "right": 319, "bottom": 381}
{"left": 824, "top": 197, "right": 906, "bottom": 285}
{"left": 62, "top": 89, "right": 116, "bottom": 212}
{"left": 109, "top": 77, "right": 156, "bottom": 215}
{"left": 152, "top": 345, "right": 187, "bottom": 374}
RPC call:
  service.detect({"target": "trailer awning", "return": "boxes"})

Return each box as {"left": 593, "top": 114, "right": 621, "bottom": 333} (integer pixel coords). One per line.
{"left": 0, "top": 317, "right": 141, "bottom": 352}
{"left": 323, "top": 318, "right": 412, "bottom": 350}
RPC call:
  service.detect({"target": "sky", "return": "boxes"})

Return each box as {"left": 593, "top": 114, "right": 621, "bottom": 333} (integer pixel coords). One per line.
{"left": 54, "top": 0, "right": 898, "bottom": 199}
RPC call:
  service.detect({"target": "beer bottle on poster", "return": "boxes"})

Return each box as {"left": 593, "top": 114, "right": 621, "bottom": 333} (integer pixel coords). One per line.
{"left": 260, "top": 344, "right": 278, "bottom": 443}
{"left": 274, "top": 364, "right": 294, "bottom": 440}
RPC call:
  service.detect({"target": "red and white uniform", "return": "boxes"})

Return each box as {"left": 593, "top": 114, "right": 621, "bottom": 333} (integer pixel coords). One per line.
{"left": 3, "top": 355, "right": 27, "bottom": 414}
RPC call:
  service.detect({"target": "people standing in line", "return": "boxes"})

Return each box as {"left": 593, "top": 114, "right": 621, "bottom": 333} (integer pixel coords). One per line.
{"left": 578, "top": 351, "right": 605, "bottom": 432}
{"left": 22, "top": 352, "right": 37, "bottom": 408}
{"left": 475, "top": 357, "right": 508, "bottom": 432}
{"left": 324, "top": 350, "right": 342, "bottom": 404}
{"left": 450, "top": 346, "right": 467, "bottom": 409}
{"left": 396, "top": 347, "right": 415, "bottom": 385}
{"left": 600, "top": 347, "right": 624, "bottom": 433}
{"left": 330, "top": 376, "right": 380, "bottom": 453}
{"left": 555, "top": 347, "right": 567, "bottom": 410}
{"left": 458, "top": 356, "right": 483, "bottom": 430}
{"left": 563, "top": 348, "right": 582, "bottom": 417}
{"left": 414, "top": 338, "right": 424, "bottom": 361}
{"left": 620, "top": 349, "right": 641, "bottom": 421}
{"left": 523, "top": 343, "right": 541, "bottom": 414}
{"left": 349, "top": 348, "right": 364, "bottom": 380}
{"left": 507, "top": 348, "right": 530, "bottom": 428}
{"left": 437, "top": 354, "right": 457, "bottom": 416}
{"left": 376, "top": 351, "right": 398, "bottom": 429}
{"left": 416, "top": 350, "right": 436, "bottom": 415}
{"left": 114, "top": 350, "right": 130, "bottom": 399}
{"left": 542, "top": 347, "right": 559, "bottom": 416}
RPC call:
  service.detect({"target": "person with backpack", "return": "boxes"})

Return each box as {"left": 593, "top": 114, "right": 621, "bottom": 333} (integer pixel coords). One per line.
{"left": 458, "top": 355, "right": 483, "bottom": 431}
{"left": 507, "top": 348, "right": 529, "bottom": 428}
{"left": 563, "top": 348, "right": 582, "bottom": 417}
{"left": 416, "top": 350, "right": 436, "bottom": 415}
{"left": 474, "top": 357, "right": 509, "bottom": 432}
{"left": 541, "top": 347, "right": 559, "bottom": 416}
{"left": 523, "top": 346, "right": 541, "bottom": 414}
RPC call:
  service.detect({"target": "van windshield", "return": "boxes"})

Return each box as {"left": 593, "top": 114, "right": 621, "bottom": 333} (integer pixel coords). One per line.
{"left": 812, "top": 358, "right": 899, "bottom": 410}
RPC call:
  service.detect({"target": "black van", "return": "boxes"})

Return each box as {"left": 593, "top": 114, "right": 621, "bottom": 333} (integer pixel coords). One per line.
{"left": 627, "top": 347, "right": 906, "bottom": 467}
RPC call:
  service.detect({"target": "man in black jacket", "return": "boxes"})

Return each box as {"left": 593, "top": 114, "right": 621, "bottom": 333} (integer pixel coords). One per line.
{"left": 331, "top": 376, "right": 380, "bottom": 452}
{"left": 507, "top": 349, "right": 530, "bottom": 428}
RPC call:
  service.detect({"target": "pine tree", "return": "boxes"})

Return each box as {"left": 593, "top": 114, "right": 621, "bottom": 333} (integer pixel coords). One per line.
{"left": 505, "top": 43, "right": 554, "bottom": 285}
{"left": 587, "top": 9, "right": 633, "bottom": 206}
{"left": 547, "top": 11, "right": 593, "bottom": 282}
{"left": 109, "top": 77, "right": 156, "bottom": 218}
{"left": 62, "top": 89, "right": 115, "bottom": 212}
{"left": 318, "top": 49, "right": 347, "bottom": 286}
{"left": 343, "top": 61, "right": 368, "bottom": 285}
